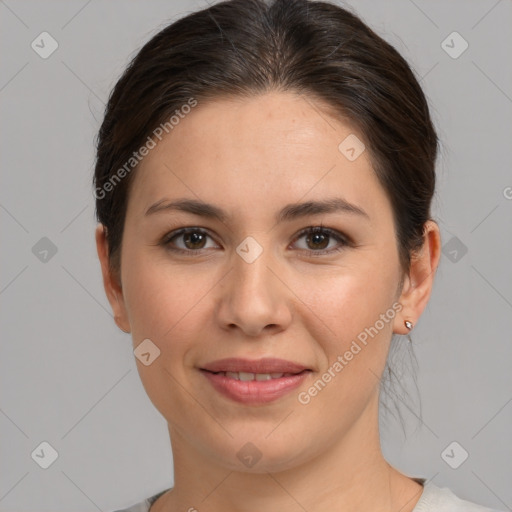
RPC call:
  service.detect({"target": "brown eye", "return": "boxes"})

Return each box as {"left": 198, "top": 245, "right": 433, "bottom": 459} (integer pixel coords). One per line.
{"left": 305, "top": 231, "right": 330, "bottom": 250}
{"left": 292, "top": 226, "right": 349, "bottom": 255}
{"left": 182, "top": 231, "right": 207, "bottom": 250}
{"left": 163, "top": 228, "right": 218, "bottom": 253}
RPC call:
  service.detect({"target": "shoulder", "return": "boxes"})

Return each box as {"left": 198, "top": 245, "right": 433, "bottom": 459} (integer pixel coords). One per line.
{"left": 413, "top": 480, "right": 504, "bottom": 512}
{"left": 109, "top": 488, "right": 171, "bottom": 512}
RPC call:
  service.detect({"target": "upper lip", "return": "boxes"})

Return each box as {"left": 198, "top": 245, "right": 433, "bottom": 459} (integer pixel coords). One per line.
{"left": 200, "top": 358, "right": 309, "bottom": 374}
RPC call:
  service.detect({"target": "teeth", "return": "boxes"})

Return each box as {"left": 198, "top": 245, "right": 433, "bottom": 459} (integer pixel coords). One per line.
{"left": 255, "top": 373, "right": 272, "bottom": 381}
{"left": 221, "top": 371, "right": 286, "bottom": 380}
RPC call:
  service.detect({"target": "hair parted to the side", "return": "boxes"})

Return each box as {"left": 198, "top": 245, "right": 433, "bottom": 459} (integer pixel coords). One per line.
{"left": 93, "top": 0, "right": 439, "bottom": 432}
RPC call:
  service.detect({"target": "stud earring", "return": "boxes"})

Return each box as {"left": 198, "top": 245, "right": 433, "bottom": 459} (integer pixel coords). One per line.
{"left": 404, "top": 320, "right": 413, "bottom": 330}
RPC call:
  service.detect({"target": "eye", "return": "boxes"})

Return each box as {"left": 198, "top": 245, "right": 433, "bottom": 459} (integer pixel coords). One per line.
{"left": 162, "top": 227, "right": 218, "bottom": 254}
{"left": 291, "top": 226, "right": 349, "bottom": 255}
{"left": 160, "top": 225, "right": 350, "bottom": 256}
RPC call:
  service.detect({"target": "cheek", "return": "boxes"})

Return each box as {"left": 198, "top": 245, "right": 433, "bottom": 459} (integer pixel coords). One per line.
{"left": 120, "top": 249, "right": 213, "bottom": 414}
{"left": 297, "top": 260, "right": 396, "bottom": 334}
{"left": 291, "top": 259, "right": 398, "bottom": 380}
{"left": 121, "top": 247, "right": 210, "bottom": 344}
{"left": 291, "top": 269, "right": 397, "bottom": 420}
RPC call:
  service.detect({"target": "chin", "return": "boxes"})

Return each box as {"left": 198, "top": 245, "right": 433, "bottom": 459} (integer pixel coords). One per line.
{"left": 205, "top": 432, "right": 316, "bottom": 474}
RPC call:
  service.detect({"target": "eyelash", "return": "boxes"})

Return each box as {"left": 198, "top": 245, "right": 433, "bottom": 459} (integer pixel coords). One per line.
{"left": 160, "top": 224, "right": 351, "bottom": 257}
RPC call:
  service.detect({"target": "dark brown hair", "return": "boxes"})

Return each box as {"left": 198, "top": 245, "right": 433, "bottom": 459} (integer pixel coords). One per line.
{"left": 93, "top": 0, "right": 438, "bottom": 282}
{"left": 93, "top": 0, "right": 440, "bottom": 431}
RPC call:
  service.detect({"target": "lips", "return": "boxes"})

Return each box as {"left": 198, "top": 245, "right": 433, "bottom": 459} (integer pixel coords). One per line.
{"left": 199, "top": 358, "right": 312, "bottom": 405}
{"left": 200, "top": 357, "right": 309, "bottom": 374}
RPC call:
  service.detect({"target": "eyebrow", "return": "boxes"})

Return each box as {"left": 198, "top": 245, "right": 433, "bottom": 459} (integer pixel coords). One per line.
{"left": 144, "top": 197, "right": 370, "bottom": 223}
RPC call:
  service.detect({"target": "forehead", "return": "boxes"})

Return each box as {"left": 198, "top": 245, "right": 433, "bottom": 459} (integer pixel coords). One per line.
{"left": 128, "top": 91, "right": 389, "bottom": 224}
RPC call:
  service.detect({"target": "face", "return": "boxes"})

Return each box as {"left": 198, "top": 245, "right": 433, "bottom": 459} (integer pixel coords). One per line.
{"left": 97, "top": 91, "right": 432, "bottom": 473}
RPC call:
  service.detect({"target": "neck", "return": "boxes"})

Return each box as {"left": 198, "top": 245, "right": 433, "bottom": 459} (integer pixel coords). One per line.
{"left": 156, "top": 393, "right": 422, "bottom": 512}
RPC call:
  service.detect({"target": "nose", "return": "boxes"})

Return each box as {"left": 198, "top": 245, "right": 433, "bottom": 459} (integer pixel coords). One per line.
{"left": 215, "top": 242, "right": 293, "bottom": 338}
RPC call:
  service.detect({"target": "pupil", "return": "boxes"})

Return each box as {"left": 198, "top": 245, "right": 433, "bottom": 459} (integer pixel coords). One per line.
{"left": 308, "top": 232, "right": 328, "bottom": 250}
{"left": 185, "top": 232, "right": 205, "bottom": 249}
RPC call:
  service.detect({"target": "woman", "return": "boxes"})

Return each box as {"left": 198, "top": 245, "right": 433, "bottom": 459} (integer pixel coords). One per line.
{"left": 93, "top": 0, "right": 502, "bottom": 511}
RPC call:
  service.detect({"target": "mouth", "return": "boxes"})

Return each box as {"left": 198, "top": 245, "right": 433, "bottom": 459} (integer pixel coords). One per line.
{"left": 200, "top": 357, "right": 311, "bottom": 374}
{"left": 202, "top": 370, "right": 309, "bottom": 381}
{"left": 199, "top": 358, "right": 312, "bottom": 405}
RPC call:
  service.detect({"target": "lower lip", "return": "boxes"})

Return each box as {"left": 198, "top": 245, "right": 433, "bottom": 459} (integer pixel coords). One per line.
{"left": 201, "top": 370, "right": 310, "bottom": 405}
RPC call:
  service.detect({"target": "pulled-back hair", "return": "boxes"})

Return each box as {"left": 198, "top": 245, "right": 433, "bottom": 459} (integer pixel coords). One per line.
{"left": 93, "top": 0, "right": 438, "bottom": 282}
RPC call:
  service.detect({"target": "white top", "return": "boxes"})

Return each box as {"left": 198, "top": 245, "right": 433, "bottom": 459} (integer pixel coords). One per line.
{"left": 111, "top": 478, "right": 504, "bottom": 512}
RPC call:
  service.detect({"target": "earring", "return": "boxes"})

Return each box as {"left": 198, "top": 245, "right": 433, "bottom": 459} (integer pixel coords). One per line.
{"left": 404, "top": 320, "right": 413, "bottom": 330}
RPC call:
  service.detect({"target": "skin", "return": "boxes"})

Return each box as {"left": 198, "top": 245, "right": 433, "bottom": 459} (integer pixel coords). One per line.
{"left": 96, "top": 91, "right": 441, "bottom": 512}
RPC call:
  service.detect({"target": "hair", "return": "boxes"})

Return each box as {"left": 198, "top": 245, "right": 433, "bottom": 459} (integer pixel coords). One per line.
{"left": 93, "top": 0, "right": 439, "bottom": 432}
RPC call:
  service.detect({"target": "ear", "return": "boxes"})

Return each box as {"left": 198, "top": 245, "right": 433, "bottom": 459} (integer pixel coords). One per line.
{"left": 394, "top": 220, "right": 441, "bottom": 334}
{"left": 95, "top": 224, "right": 131, "bottom": 333}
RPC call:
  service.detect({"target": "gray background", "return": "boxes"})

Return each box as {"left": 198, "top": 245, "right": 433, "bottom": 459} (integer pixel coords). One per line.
{"left": 1, "top": 0, "right": 511, "bottom": 511}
